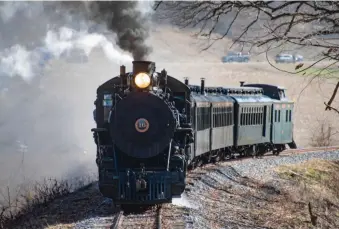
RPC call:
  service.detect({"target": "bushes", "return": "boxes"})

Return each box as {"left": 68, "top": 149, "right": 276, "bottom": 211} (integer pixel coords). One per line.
{"left": 309, "top": 119, "right": 337, "bottom": 147}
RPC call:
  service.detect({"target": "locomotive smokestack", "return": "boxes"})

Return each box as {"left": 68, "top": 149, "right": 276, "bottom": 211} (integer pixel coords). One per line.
{"left": 184, "top": 77, "right": 189, "bottom": 85}
{"left": 120, "top": 65, "right": 127, "bottom": 87}
{"left": 200, "top": 78, "right": 205, "bottom": 95}
{"left": 120, "top": 65, "right": 126, "bottom": 76}
{"left": 240, "top": 81, "right": 245, "bottom": 86}
{"left": 133, "top": 61, "right": 155, "bottom": 75}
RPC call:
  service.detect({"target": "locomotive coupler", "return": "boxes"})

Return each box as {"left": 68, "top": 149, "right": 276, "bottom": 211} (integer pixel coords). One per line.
{"left": 136, "top": 178, "right": 147, "bottom": 192}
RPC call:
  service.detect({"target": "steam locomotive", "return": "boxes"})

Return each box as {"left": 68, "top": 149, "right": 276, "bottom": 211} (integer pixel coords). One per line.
{"left": 91, "top": 61, "right": 297, "bottom": 205}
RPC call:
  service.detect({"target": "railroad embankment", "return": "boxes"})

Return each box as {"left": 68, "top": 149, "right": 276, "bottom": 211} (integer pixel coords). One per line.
{"left": 3, "top": 150, "right": 339, "bottom": 229}
{"left": 185, "top": 151, "right": 339, "bottom": 229}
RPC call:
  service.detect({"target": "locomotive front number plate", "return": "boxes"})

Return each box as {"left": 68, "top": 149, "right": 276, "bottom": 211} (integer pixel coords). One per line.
{"left": 135, "top": 118, "right": 150, "bottom": 133}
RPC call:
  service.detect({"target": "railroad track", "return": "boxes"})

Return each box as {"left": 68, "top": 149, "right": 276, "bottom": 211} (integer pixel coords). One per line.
{"left": 192, "top": 145, "right": 339, "bottom": 171}
{"left": 111, "top": 205, "right": 162, "bottom": 229}
{"left": 282, "top": 145, "right": 339, "bottom": 155}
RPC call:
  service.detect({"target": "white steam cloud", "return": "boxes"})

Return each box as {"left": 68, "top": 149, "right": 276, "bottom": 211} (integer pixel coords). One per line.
{"left": 0, "top": 1, "right": 151, "bottom": 200}
{"left": 0, "top": 1, "right": 134, "bottom": 82}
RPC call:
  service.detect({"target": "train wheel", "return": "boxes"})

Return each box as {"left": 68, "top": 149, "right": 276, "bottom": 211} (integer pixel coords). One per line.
{"left": 224, "top": 151, "right": 232, "bottom": 160}
{"left": 272, "top": 150, "right": 279, "bottom": 156}
{"left": 212, "top": 151, "right": 222, "bottom": 163}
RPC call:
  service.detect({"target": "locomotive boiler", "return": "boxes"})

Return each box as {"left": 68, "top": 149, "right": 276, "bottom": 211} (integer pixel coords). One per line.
{"left": 92, "top": 61, "right": 193, "bottom": 205}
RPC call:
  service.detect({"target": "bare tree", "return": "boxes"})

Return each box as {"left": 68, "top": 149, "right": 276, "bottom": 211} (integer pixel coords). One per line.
{"left": 154, "top": 1, "right": 339, "bottom": 113}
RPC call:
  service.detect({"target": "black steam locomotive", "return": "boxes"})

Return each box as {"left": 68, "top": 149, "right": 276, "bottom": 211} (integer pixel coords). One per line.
{"left": 91, "top": 61, "right": 297, "bottom": 205}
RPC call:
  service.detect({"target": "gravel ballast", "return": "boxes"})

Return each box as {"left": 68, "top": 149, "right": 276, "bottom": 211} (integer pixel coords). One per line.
{"left": 183, "top": 150, "right": 339, "bottom": 229}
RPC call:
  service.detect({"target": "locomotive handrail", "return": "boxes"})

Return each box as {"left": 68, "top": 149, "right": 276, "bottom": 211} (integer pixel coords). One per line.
{"left": 91, "top": 128, "right": 108, "bottom": 132}
{"left": 176, "top": 127, "right": 193, "bottom": 132}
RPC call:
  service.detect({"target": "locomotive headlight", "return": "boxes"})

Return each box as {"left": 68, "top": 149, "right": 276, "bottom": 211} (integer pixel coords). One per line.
{"left": 134, "top": 72, "right": 151, "bottom": 89}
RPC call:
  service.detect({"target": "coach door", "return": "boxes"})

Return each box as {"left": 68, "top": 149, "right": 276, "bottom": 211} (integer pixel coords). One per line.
{"left": 262, "top": 106, "right": 267, "bottom": 137}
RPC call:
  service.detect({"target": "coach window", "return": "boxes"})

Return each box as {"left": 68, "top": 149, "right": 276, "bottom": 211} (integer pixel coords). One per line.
{"left": 226, "top": 107, "right": 229, "bottom": 126}
{"left": 245, "top": 107, "right": 248, "bottom": 126}
{"left": 228, "top": 106, "right": 231, "bottom": 126}
{"left": 224, "top": 106, "right": 226, "bottom": 126}
{"left": 247, "top": 107, "right": 251, "bottom": 125}
{"left": 259, "top": 107, "right": 262, "bottom": 125}
{"left": 240, "top": 108, "right": 242, "bottom": 125}
{"left": 245, "top": 107, "right": 247, "bottom": 126}
{"left": 241, "top": 108, "right": 244, "bottom": 125}
{"left": 247, "top": 108, "right": 250, "bottom": 125}
{"left": 242, "top": 107, "right": 245, "bottom": 126}
{"left": 219, "top": 107, "right": 222, "bottom": 127}
{"left": 203, "top": 107, "right": 206, "bottom": 128}
{"left": 255, "top": 107, "right": 258, "bottom": 125}
{"left": 197, "top": 107, "right": 201, "bottom": 130}
{"left": 289, "top": 110, "right": 292, "bottom": 122}
{"left": 251, "top": 107, "right": 254, "bottom": 125}
{"left": 247, "top": 107, "right": 250, "bottom": 125}
{"left": 207, "top": 107, "right": 211, "bottom": 128}
{"left": 217, "top": 107, "right": 220, "bottom": 127}
{"left": 285, "top": 110, "right": 288, "bottom": 122}
{"left": 215, "top": 107, "right": 218, "bottom": 127}
{"left": 252, "top": 107, "right": 255, "bottom": 125}
{"left": 220, "top": 107, "right": 223, "bottom": 126}
{"left": 225, "top": 106, "right": 228, "bottom": 126}
{"left": 226, "top": 107, "right": 230, "bottom": 126}
{"left": 201, "top": 107, "right": 205, "bottom": 129}
{"left": 278, "top": 110, "right": 281, "bottom": 122}
{"left": 212, "top": 107, "right": 215, "bottom": 127}
{"left": 274, "top": 110, "right": 277, "bottom": 122}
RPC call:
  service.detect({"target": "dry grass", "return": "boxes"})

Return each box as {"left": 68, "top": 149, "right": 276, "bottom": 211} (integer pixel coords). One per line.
{"left": 0, "top": 176, "right": 93, "bottom": 229}
{"left": 185, "top": 158, "right": 339, "bottom": 229}
{"left": 275, "top": 159, "right": 339, "bottom": 228}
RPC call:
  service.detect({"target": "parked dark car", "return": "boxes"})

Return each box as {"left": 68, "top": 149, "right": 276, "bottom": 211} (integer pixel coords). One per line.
{"left": 275, "top": 53, "right": 303, "bottom": 63}
{"left": 222, "top": 52, "right": 250, "bottom": 63}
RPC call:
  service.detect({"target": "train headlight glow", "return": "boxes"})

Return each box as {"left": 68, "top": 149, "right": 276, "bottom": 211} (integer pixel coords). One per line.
{"left": 134, "top": 72, "right": 151, "bottom": 89}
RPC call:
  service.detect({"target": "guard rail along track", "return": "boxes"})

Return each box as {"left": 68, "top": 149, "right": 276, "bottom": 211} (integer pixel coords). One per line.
{"left": 111, "top": 205, "right": 162, "bottom": 229}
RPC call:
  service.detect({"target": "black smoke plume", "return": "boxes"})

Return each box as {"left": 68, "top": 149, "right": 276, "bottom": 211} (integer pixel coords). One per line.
{"left": 61, "top": 1, "right": 152, "bottom": 60}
